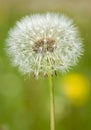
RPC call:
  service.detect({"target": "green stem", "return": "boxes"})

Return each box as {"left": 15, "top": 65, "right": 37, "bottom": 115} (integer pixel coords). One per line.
{"left": 48, "top": 74, "right": 55, "bottom": 130}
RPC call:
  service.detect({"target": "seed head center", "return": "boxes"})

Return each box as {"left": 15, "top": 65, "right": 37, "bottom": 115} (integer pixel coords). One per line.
{"left": 33, "top": 38, "right": 56, "bottom": 53}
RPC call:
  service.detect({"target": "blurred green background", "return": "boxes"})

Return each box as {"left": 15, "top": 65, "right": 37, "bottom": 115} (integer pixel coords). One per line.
{"left": 0, "top": 0, "right": 91, "bottom": 130}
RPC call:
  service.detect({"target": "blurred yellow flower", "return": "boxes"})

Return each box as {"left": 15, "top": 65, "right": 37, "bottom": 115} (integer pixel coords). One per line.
{"left": 61, "top": 73, "right": 89, "bottom": 106}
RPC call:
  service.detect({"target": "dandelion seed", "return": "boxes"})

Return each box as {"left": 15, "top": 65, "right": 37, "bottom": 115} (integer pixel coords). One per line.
{"left": 6, "top": 13, "right": 83, "bottom": 78}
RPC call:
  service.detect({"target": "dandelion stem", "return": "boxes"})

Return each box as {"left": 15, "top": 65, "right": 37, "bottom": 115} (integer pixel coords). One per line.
{"left": 48, "top": 74, "right": 55, "bottom": 130}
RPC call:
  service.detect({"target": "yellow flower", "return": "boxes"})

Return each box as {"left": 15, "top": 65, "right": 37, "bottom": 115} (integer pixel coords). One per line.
{"left": 61, "top": 73, "right": 89, "bottom": 106}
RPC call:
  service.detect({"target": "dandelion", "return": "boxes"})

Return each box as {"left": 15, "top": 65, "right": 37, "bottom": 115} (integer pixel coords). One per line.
{"left": 6, "top": 13, "right": 83, "bottom": 78}
{"left": 6, "top": 13, "right": 83, "bottom": 130}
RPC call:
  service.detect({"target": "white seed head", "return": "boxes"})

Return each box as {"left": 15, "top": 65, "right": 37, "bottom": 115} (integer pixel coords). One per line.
{"left": 6, "top": 13, "right": 83, "bottom": 77}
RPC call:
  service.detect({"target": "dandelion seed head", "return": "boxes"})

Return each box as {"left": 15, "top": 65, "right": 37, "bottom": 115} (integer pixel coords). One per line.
{"left": 6, "top": 13, "right": 83, "bottom": 77}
